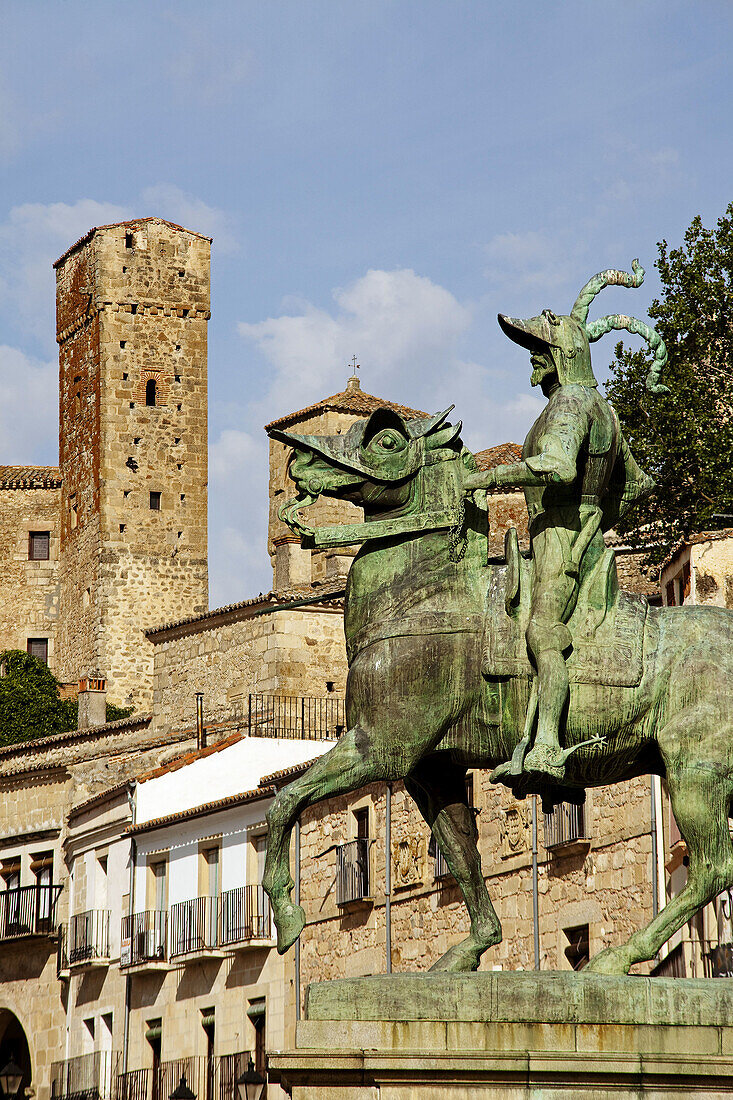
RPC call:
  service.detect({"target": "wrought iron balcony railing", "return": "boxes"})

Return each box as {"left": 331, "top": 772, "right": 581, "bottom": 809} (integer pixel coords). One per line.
{"left": 117, "top": 1052, "right": 250, "bottom": 1100}
{"left": 170, "top": 896, "right": 219, "bottom": 957}
{"left": 248, "top": 693, "right": 345, "bottom": 741}
{"left": 0, "top": 883, "right": 62, "bottom": 939}
{"left": 543, "top": 803, "right": 587, "bottom": 851}
{"left": 51, "top": 1051, "right": 119, "bottom": 1100}
{"left": 120, "top": 910, "right": 167, "bottom": 968}
{"left": 58, "top": 909, "right": 111, "bottom": 970}
{"left": 337, "top": 838, "right": 371, "bottom": 905}
{"left": 219, "top": 884, "right": 272, "bottom": 946}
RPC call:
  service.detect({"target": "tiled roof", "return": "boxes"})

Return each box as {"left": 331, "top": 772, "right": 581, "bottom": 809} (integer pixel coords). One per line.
{"left": 0, "top": 465, "right": 62, "bottom": 489}
{"left": 69, "top": 782, "right": 132, "bottom": 820}
{"left": 474, "top": 443, "right": 523, "bottom": 470}
{"left": 136, "top": 730, "right": 244, "bottom": 783}
{"left": 0, "top": 713, "right": 151, "bottom": 760}
{"left": 53, "top": 218, "right": 213, "bottom": 268}
{"left": 264, "top": 380, "right": 425, "bottom": 430}
{"left": 660, "top": 528, "right": 733, "bottom": 572}
{"left": 145, "top": 585, "right": 345, "bottom": 640}
{"left": 128, "top": 786, "right": 275, "bottom": 835}
{"left": 258, "top": 758, "right": 321, "bottom": 788}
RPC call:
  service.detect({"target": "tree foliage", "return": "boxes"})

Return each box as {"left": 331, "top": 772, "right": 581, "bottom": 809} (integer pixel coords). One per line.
{"left": 606, "top": 204, "right": 733, "bottom": 560}
{"left": 0, "top": 650, "right": 132, "bottom": 747}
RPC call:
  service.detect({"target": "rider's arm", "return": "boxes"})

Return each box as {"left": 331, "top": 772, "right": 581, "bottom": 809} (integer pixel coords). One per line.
{"left": 464, "top": 391, "right": 589, "bottom": 491}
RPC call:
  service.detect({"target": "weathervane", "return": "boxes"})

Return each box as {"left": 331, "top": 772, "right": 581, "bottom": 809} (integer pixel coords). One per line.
{"left": 347, "top": 355, "right": 361, "bottom": 390}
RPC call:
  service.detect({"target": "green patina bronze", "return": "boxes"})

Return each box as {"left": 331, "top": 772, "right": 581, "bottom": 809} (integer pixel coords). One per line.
{"left": 263, "top": 261, "right": 733, "bottom": 976}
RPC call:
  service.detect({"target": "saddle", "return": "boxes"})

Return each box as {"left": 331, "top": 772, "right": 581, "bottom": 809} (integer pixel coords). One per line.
{"left": 483, "top": 529, "right": 647, "bottom": 688}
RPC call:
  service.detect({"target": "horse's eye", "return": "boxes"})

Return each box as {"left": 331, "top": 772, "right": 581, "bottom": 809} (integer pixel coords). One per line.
{"left": 381, "top": 435, "right": 396, "bottom": 449}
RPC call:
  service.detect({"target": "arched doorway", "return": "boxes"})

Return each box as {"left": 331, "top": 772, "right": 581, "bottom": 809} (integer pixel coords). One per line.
{"left": 0, "top": 1011, "right": 32, "bottom": 1097}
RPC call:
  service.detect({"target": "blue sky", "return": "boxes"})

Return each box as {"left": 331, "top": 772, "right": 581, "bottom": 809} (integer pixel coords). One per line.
{"left": 1, "top": 0, "right": 732, "bottom": 604}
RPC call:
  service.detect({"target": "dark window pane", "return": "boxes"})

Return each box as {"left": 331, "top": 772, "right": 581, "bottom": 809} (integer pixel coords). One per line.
{"left": 149, "top": 492, "right": 161, "bottom": 511}
{"left": 145, "top": 379, "right": 157, "bottom": 406}
{"left": 27, "top": 639, "right": 48, "bottom": 664}
{"left": 28, "top": 532, "right": 50, "bottom": 561}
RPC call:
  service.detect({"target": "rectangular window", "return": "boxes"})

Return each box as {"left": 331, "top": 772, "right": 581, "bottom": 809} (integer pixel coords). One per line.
{"left": 28, "top": 532, "right": 50, "bottom": 561}
{"left": 27, "top": 639, "right": 48, "bottom": 664}
{"left": 354, "top": 807, "right": 369, "bottom": 839}
{"left": 149, "top": 491, "right": 161, "bottom": 511}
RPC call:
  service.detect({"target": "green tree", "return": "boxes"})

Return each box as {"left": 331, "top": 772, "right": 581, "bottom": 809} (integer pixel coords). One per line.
{"left": 606, "top": 204, "right": 733, "bottom": 560}
{"left": 0, "top": 651, "right": 132, "bottom": 746}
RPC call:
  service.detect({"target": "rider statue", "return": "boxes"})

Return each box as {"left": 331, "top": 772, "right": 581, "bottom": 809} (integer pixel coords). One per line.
{"left": 465, "top": 261, "right": 668, "bottom": 787}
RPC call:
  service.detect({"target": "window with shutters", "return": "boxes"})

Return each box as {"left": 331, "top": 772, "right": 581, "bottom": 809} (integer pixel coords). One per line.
{"left": 28, "top": 532, "right": 50, "bottom": 560}
{"left": 27, "top": 638, "right": 48, "bottom": 664}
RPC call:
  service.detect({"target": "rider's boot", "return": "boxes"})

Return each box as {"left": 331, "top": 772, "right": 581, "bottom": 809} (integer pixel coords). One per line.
{"left": 522, "top": 647, "right": 569, "bottom": 783}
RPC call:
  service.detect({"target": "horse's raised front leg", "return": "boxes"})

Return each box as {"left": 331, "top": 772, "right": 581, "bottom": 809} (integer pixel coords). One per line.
{"left": 405, "top": 754, "right": 502, "bottom": 972}
{"left": 587, "top": 750, "right": 733, "bottom": 974}
{"left": 263, "top": 727, "right": 388, "bottom": 954}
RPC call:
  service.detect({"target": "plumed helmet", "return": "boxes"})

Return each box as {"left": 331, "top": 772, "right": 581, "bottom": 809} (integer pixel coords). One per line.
{"left": 498, "top": 260, "right": 669, "bottom": 393}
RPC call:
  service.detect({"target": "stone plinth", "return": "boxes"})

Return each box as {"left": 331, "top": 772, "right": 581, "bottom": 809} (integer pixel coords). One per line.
{"left": 268, "top": 972, "right": 733, "bottom": 1098}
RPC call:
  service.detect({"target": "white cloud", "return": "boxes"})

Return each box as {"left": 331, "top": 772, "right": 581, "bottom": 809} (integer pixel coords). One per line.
{"left": 240, "top": 267, "right": 472, "bottom": 417}
{"left": 140, "top": 184, "right": 238, "bottom": 253}
{"left": 0, "top": 198, "right": 130, "bottom": 350}
{"left": 0, "top": 346, "right": 57, "bottom": 464}
{"left": 484, "top": 230, "right": 586, "bottom": 301}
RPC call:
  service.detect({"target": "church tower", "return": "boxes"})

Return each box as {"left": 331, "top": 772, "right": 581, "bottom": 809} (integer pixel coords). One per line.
{"left": 54, "top": 218, "right": 210, "bottom": 708}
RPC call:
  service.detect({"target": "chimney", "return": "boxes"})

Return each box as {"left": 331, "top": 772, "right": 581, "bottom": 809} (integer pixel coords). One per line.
{"left": 78, "top": 677, "right": 107, "bottom": 729}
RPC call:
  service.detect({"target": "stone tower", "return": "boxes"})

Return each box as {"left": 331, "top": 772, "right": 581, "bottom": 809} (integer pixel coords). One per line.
{"left": 54, "top": 218, "right": 210, "bottom": 708}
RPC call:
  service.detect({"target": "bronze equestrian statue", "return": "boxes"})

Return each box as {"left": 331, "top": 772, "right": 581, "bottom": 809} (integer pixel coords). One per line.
{"left": 263, "top": 261, "right": 733, "bottom": 976}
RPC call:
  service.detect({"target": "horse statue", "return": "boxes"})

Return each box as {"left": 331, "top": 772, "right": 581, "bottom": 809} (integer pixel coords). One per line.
{"left": 262, "top": 313, "right": 733, "bottom": 980}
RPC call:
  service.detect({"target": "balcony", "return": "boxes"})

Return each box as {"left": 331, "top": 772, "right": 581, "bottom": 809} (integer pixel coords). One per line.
{"left": 170, "top": 896, "right": 222, "bottom": 959}
{"left": 117, "top": 1052, "right": 251, "bottom": 1100}
{"left": 51, "top": 1051, "right": 119, "bottom": 1100}
{"left": 543, "top": 803, "right": 588, "bottom": 853}
{"left": 170, "top": 887, "right": 273, "bottom": 959}
{"left": 220, "top": 885, "right": 273, "bottom": 947}
{"left": 57, "top": 909, "right": 110, "bottom": 975}
{"left": 337, "top": 839, "right": 371, "bottom": 906}
{"left": 248, "top": 693, "right": 345, "bottom": 741}
{"left": 120, "top": 910, "right": 168, "bottom": 971}
{"left": 0, "top": 883, "right": 62, "bottom": 940}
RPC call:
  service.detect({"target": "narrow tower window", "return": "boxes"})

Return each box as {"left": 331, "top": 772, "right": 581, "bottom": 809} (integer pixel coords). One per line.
{"left": 150, "top": 491, "right": 161, "bottom": 511}
{"left": 124, "top": 232, "right": 134, "bottom": 249}
{"left": 145, "top": 379, "right": 157, "bottom": 407}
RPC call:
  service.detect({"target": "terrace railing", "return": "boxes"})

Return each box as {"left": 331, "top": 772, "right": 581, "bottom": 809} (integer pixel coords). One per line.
{"left": 219, "top": 884, "right": 272, "bottom": 945}
{"left": 543, "top": 803, "right": 587, "bottom": 851}
{"left": 248, "top": 693, "right": 345, "bottom": 741}
{"left": 50, "top": 1051, "right": 119, "bottom": 1100}
{"left": 337, "top": 839, "right": 371, "bottom": 906}
{"left": 61, "top": 909, "right": 110, "bottom": 967}
{"left": 0, "top": 883, "right": 62, "bottom": 939}
{"left": 170, "top": 896, "right": 219, "bottom": 957}
{"left": 120, "top": 910, "right": 167, "bottom": 967}
{"left": 116, "top": 1053, "right": 250, "bottom": 1100}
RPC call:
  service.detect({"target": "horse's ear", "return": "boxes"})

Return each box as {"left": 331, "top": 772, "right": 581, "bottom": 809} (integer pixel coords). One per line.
{"left": 361, "top": 407, "right": 410, "bottom": 447}
{"left": 426, "top": 421, "right": 463, "bottom": 451}
{"left": 407, "top": 406, "right": 456, "bottom": 439}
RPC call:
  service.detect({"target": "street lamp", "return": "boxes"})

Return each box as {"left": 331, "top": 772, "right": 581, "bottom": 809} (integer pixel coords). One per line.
{"left": 235, "top": 1058, "right": 265, "bottom": 1100}
{"left": 0, "top": 1055, "right": 23, "bottom": 1099}
{"left": 169, "top": 1075, "right": 196, "bottom": 1100}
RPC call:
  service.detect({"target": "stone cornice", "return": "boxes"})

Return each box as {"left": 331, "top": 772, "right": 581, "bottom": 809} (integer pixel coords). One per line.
{"left": 57, "top": 301, "right": 212, "bottom": 344}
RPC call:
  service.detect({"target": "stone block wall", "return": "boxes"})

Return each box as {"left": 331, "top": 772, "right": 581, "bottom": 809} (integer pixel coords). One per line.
{"left": 298, "top": 769, "right": 654, "bottom": 999}
{"left": 0, "top": 481, "right": 61, "bottom": 670}
{"left": 150, "top": 600, "right": 348, "bottom": 733}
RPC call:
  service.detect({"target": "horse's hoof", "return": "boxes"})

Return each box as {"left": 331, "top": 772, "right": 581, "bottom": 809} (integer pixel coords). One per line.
{"left": 275, "top": 903, "right": 306, "bottom": 955}
{"left": 585, "top": 948, "right": 631, "bottom": 975}
{"left": 429, "top": 940, "right": 482, "bottom": 973}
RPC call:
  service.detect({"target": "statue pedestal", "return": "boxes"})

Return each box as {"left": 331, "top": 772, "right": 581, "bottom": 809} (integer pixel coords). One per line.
{"left": 268, "top": 972, "right": 733, "bottom": 1098}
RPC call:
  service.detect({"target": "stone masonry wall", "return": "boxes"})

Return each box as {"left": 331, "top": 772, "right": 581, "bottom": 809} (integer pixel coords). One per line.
{"left": 151, "top": 603, "right": 348, "bottom": 733}
{"left": 298, "top": 770, "right": 654, "bottom": 999}
{"left": 0, "top": 485, "right": 61, "bottom": 671}
{"left": 55, "top": 220, "right": 210, "bottom": 707}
